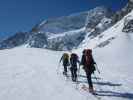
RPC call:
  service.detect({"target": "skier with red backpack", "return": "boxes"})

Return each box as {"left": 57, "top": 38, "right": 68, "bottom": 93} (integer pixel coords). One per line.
{"left": 81, "top": 49, "right": 96, "bottom": 93}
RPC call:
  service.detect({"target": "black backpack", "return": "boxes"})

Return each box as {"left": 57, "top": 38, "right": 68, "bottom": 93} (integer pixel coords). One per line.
{"left": 70, "top": 53, "right": 78, "bottom": 67}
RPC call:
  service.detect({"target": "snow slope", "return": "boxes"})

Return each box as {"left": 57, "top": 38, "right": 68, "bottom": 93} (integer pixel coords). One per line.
{"left": 0, "top": 43, "right": 132, "bottom": 100}
{"left": 0, "top": 48, "right": 87, "bottom": 100}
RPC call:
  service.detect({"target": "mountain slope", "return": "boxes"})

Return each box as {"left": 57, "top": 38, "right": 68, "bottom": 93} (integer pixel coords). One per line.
{"left": 0, "top": 32, "right": 29, "bottom": 49}
{"left": 112, "top": 0, "right": 133, "bottom": 23}
{"left": 79, "top": 8, "right": 133, "bottom": 49}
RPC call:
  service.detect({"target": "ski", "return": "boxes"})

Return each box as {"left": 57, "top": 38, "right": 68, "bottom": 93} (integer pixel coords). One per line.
{"left": 91, "top": 92, "right": 101, "bottom": 100}
{"left": 80, "top": 84, "right": 102, "bottom": 100}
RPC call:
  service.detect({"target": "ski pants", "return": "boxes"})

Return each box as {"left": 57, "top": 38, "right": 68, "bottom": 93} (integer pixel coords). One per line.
{"left": 85, "top": 71, "right": 93, "bottom": 88}
{"left": 70, "top": 67, "right": 77, "bottom": 81}
{"left": 63, "top": 65, "right": 67, "bottom": 73}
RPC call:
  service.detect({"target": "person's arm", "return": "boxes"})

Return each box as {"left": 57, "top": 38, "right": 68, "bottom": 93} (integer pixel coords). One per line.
{"left": 92, "top": 56, "right": 96, "bottom": 64}
{"left": 80, "top": 55, "right": 85, "bottom": 65}
{"left": 59, "top": 56, "right": 63, "bottom": 63}
{"left": 77, "top": 59, "right": 80, "bottom": 64}
{"left": 92, "top": 55, "right": 100, "bottom": 74}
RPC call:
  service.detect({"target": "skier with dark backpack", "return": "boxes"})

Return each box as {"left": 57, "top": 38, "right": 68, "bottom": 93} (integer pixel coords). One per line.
{"left": 60, "top": 53, "right": 70, "bottom": 76}
{"left": 81, "top": 49, "right": 96, "bottom": 93}
{"left": 70, "top": 53, "right": 80, "bottom": 82}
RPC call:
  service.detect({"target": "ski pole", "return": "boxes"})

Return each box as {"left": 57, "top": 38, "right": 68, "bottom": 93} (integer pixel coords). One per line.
{"left": 78, "top": 64, "right": 80, "bottom": 76}
{"left": 56, "top": 62, "right": 61, "bottom": 74}
{"left": 93, "top": 72, "right": 98, "bottom": 82}
{"left": 75, "top": 65, "right": 80, "bottom": 89}
{"left": 77, "top": 63, "right": 81, "bottom": 81}
{"left": 95, "top": 64, "right": 100, "bottom": 74}
{"left": 93, "top": 72, "right": 102, "bottom": 91}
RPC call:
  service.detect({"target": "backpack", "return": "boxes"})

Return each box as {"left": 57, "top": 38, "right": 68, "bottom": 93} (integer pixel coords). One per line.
{"left": 62, "top": 53, "right": 70, "bottom": 66}
{"left": 85, "top": 49, "right": 93, "bottom": 65}
{"left": 63, "top": 53, "right": 69, "bottom": 60}
{"left": 84, "top": 49, "right": 96, "bottom": 73}
{"left": 70, "top": 53, "right": 78, "bottom": 67}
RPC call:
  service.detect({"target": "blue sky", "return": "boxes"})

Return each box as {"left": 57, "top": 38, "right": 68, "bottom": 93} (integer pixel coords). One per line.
{"left": 0, "top": 0, "right": 128, "bottom": 38}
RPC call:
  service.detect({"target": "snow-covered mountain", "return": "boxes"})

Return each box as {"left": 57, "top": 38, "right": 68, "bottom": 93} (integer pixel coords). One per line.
{"left": 112, "top": 0, "right": 133, "bottom": 23}
{"left": 78, "top": 9, "right": 133, "bottom": 50}
{"left": 0, "top": 1, "right": 133, "bottom": 51}
{"left": 0, "top": 32, "right": 29, "bottom": 49}
{"left": 0, "top": 6, "right": 114, "bottom": 50}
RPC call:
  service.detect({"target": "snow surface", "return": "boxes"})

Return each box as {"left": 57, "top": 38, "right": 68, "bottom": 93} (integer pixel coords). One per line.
{"left": 0, "top": 42, "right": 133, "bottom": 100}
{"left": 0, "top": 48, "right": 87, "bottom": 100}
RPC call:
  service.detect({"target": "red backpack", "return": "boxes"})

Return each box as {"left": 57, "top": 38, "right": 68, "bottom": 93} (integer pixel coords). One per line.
{"left": 85, "top": 49, "right": 93, "bottom": 66}
{"left": 84, "top": 49, "right": 96, "bottom": 73}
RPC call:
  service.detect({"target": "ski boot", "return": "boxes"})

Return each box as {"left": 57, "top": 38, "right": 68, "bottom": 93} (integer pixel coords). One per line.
{"left": 89, "top": 87, "right": 95, "bottom": 93}
{"left": 63, "top": 71, "right": 68, "bottom": 77}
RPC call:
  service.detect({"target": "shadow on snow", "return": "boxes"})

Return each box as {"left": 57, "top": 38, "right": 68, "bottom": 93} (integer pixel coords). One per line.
{"left": 77, "top": 78, "right": 122, "bottom": 87}
{"left": 95, "top": 90, "right": 133, "bottom": 100}
{"left": 93, "top": 81, "right": 122, "bottom": 87}
{"left": 78, "top": 74, "right": 101, "bottom": 80}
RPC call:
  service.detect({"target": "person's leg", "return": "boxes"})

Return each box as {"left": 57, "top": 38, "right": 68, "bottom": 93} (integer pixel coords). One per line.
{"left": 65, "top": 65, "right": 68, "bottom": 72}
{"left": 63, "top": 65, "right": 67, "bottom": 75}
{"left": 86, "top": 73, "right": 94, "bottom": 92}
{"left": 73, "top": 68, "right": 77, "bottom": 81}
{"left": 87, "top": 73, "right": 93, "bottom": 88}
{"left": 70, "top": 67, "right": 75, "bottom": 81}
